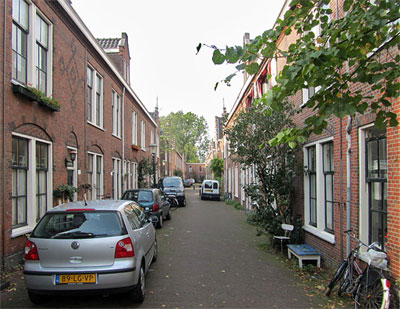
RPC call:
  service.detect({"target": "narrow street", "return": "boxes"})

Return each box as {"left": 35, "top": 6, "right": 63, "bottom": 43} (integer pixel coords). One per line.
{"left": 1, "top": 188, "right": 329, "bottom": 308}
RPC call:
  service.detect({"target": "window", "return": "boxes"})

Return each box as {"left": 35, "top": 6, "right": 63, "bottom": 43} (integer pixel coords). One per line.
{"left": 67, "top": 147, "right": 77, "bottom": 201}
{"left": 307, "top": 146, "right": 317, "bottom": 226}
{"left": 323, "top": 142, "right": 334, "bottom": 232}
{"left": 112, "top": 90, "right": 121, "bottom": 137}
{"left": 12, "top": 136, "right": 28, "bottom": 227}
{"left": 366, "top": 128, "right": 387, "bottom": 249}
{"left": 141, "top": 121, "right": 146, "bottom": 150}
{"left": 87, "top": 152, "right": 103, "bottom": 200}
{"left": 87, "top": 66, "right": 103, "bottom": 127}
{"left": 12, "top": 134, "right": 52, "bottom": 236}
{"left": 132, "top": 111, "right": 138, "bottom": 145}
{"left": 112, "top": 158, "right": 121, "bottom": 199}
{"left": 36, "top": 142, "right": 48, "bottom": 222}
{"left": 303, "top": 139, "right": 335, "bottom": 243}
{"left": 234, "top": 166, "right": 239, "bottom": 198}
{"left": 270, "top": 58, "right": 277, "bottom": 86}
{"left": 12, "top": 0, "right": 53, "bottom": 94}
{"left": 12, "top": 0, "right": 28, "bottom": 84}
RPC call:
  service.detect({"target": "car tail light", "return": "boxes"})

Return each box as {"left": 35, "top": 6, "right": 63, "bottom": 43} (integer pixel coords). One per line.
{"left": 115, "top": 237, "right": 134, "bottom": 258}
{"left": 386, "top": 279, "right": 391, "bottom": 289}
{"left": 152, "top": 203, "right": 159, "bottom": 212}
{"left": 24, "top": 240, "right": 39, "bottom": 260}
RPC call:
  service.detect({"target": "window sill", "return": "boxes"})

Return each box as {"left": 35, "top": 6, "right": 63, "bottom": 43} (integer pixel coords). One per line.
{"left": 303, "top": 225, "right": 336, "bottom": 244}
{"left": 112, "top": 133, "right": 122, "bottom": 140}
{"left": 11, "top": 225, "right": 33, "bottom": 238}
{"left": 87, "top": 121, "right": 105, "bottom": 131}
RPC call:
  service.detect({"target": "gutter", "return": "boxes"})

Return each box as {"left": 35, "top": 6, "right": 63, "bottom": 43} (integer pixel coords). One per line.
{"left": 2, "top": 0, "right": 7, "bottom": 272}
{"left": 121, "top": 87, "right": 126, "bottom": 193}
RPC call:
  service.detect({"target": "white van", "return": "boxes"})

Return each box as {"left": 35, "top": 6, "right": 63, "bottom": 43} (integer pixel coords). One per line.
{"left": 200, "top": 180, "right": 220, "bottom": 201}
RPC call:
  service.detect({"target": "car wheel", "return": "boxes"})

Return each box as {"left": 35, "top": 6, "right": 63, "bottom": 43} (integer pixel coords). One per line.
{"left": 152, "top": 238, "right": 158, "bottom": 263}
{"left": 130, "top": 264, "right": 145, "bottom": 303}
{"left": 28, "top": 291, "right": 47, "bottom": 305}
{"left": 181, "top": 198, "right": 186, "bottom": 207}
{"left": 166, "top": 209, "right": 171, "bottom": 220}
{"left": 157, "top": 214, "right": 163, "bottom": 228}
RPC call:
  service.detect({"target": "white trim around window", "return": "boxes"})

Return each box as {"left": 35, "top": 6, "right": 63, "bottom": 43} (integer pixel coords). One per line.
{"left": 87, "top": 65, "right": 104, "bottom": 128}
{"left": 11, "top": 132, "right": 53, "bottom": 238}
{"left": 132, "top": 111, "right": 138, "bottom": 145}
{"left": 12, "top": 0, "right": 54, "bottom": 95}
{"left": 112, "top": 90, "right": 121, "bottom": 138}
{"left": 141, "top": 120, "right": 146, "bottom": 150}
{"left": 303, "top": 137, "right": 336, "bottom": 244}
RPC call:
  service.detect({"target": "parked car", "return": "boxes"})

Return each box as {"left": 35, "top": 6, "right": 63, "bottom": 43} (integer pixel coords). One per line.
{"left": 24, "top": 200, "right": 157, "bottom": 304}
{"left": 183, "top": 179, "right": 192, "bottom": 187}
{"left": 121, "top": 188, "right": 171, "bottom": 228}
{"left": 160, "top": 177, "right": 186, "bottom": 206}
{"left": 201, "top": 179, "right": 220, "bottom": 201}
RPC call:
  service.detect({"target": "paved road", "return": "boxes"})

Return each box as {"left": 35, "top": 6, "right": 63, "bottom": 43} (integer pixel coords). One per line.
{"left": 1, "top": 188, "right": 326, "bottom": 308}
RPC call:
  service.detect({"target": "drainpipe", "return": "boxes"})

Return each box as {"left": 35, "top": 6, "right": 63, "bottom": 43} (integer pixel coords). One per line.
{"left": 2, "top": 0, "right": 7, "bottom": 271}
{"left": 346, "top": 115, "right": 353, "bottom": 256}
{"left": 121, "top": 87, "right": 125, "bottom": 195}
{"left": 336, "top": 0, "right": 344, "bottom": 261}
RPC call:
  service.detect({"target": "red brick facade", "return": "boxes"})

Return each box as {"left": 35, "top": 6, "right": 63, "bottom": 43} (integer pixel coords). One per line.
{"left": 0, "top": 0, "right": 159, "bottom": 269}
{"left": 223, "top": 0, "right": 400, "bottom": 282}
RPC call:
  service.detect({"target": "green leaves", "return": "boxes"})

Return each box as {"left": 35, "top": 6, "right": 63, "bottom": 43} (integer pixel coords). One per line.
{"left": 246, "top": 63, "right": 260, "bottom": 75}
{"left": 212, "top": 49, "right": 225, "bottom": 65}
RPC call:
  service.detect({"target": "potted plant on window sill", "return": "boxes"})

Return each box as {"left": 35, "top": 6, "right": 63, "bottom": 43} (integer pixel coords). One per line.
{"left": 131, "top": 144, "right": 141, "bottom": 151}
{"left": 54, "top": 184, "right": 78, "bottom": 203}
{"left": 12, "top": 84, "right": 61, "bottom": 111}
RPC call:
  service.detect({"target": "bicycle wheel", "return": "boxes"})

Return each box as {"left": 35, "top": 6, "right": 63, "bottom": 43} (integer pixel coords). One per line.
{"left": 326, "top": 260, "right": 348, "bottom": 297}
{"left": 169, "top": 198, "right": 179, "bottom": 211}
{"left": 355, "top": 279, "right": 388, "bottom": 309}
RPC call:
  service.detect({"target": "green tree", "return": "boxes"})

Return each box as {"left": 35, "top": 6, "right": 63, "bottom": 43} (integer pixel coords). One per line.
{"left": 226, "top": 105, "right": 297, "bottom": 227}
{"left": 198, "top": 0, "right": 400, "bottom": 145}
{"left": 210, "top": 157, "right": 224, "bottom": 178}
{"left": 160, "top": 111, "right": 210, "bottom": 162}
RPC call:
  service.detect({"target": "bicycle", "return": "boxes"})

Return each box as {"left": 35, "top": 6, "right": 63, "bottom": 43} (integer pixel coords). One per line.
{"left": 325, "top": 230, "right": 391, "bottom": 308}
{"left": 165, "top": 193, "right": 179, "bottom": 211}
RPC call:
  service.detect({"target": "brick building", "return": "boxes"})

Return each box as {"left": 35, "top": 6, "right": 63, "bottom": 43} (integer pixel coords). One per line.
{"left": 185, "top": 163, "right": 205, "bottom": 183}
{"left": 223, "top": 0, "right": 400, "bottom": 283}
{"left": 0, "top": 0, "right": 159, "bottom": 270}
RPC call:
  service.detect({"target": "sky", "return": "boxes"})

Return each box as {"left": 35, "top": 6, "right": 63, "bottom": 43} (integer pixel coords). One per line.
{"left": 72, "top": 0, "right": 286, "bottom": 138}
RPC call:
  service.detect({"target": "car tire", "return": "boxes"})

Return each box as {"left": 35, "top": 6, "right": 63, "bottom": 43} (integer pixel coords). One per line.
{"left": 181, "top": 198, "right": 186, "bottom": 207}
{"left": 28, "top": 291, "right": 47, "bottom": 305}
{"left": 130, "top": 264, "right": 145, "bottom": 303}
{"left": 166, "top": 209, "right": 171, "bottom": 220}
{"left": 157, "top": 214, "right": 163, "bottom": 228}
{"left": 152, "top": 238, "right": 158, "bottom": 263}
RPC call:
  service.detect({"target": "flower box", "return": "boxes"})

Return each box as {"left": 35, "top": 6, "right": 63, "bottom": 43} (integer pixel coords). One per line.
{"left": 12, "top": 84, "right": 39, "bottom": 101}
{"left": 38, "top": 99, "right": 60, "bottom": 111}
{"left": 12, "top": 84, "right": 60, "bottom": 111}
{"left": 131, "top": 144, "right": 140, "bottom": 151}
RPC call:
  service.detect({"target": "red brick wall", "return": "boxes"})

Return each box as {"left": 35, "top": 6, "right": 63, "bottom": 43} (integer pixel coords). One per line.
{"left": 0, "top": 0, "right": 157, "bottom": 269}
{"left": 387, "top": 96, "right": 400, "bottom": 279}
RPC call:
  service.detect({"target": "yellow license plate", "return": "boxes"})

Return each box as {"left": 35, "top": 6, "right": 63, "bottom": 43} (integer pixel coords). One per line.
{"left": 56, "top": 274, "right": 96, "bottom": 284}
{"left": 206, "top": 190, "right": 212, "bottom": 192}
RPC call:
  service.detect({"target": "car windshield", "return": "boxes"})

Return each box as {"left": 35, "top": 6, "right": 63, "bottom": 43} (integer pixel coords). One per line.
{"left": 122, "top": 190, "right": 153, "bottom": 202}
{"left": 163, "top": 178, "right": 181, "bottom": 187}
{"left": 31, "top": 211, "right": 125, "bottom": 239}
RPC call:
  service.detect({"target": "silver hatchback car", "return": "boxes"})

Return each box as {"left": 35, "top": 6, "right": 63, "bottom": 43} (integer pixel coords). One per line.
{"left": 24, "top": 200, "right": 157, "bottom": 304}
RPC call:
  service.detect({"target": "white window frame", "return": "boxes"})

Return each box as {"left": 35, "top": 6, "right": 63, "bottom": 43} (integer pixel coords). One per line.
{"left": 112, "top": 90, "right": 121, "bottom": 138}
{"left": 132, "top": 111, "right": 138, "bottom": 145}
{"left": 87, "top": 65, "right": 104, "bottom": 128}
{"left": 141, "top": 120, "right": 146, "bottom": 150}
{"left": 87, "top": 152, "right": 104, "bottom": 200}
{"left": 234, "top": 166, "right": 239, "bottom": 198}
{"left": 11, "top": 1, "right": 53, "bottom": 96}
{"left": 66, "top": 146, "right": 78, "bottom": 201}
{"left": 112, "top": 157, "right": 122, "bottom": 199}
{"left": 303, "top": 138, "right": 336, "bottom": 244}
{"left": 11, "top": 133, "right": 53, "bottom": 238}
{"left": 270, "top": 57, "right": 277, "bottom": 86}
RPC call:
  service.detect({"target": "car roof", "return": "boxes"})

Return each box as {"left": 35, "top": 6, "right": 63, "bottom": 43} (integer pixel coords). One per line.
{"left": 202, "top": 179, "right": 219, "bottom": 183}
{"left": 46, "top": 199, "right": 134, "bottom": 213}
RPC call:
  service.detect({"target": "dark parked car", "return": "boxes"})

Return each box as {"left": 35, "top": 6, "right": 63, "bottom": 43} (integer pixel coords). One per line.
{"left": 183, "top": 179, "right": 192, "bottom": 187}
{"left": 122, "top": 189, "right": 171, "bottom": 228}
{"left": 24, "top": 200, "right": 157, "bottom": 304}
{"left": 159, "top": 177, "right": 186, "bottom": 207}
